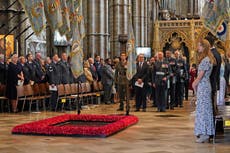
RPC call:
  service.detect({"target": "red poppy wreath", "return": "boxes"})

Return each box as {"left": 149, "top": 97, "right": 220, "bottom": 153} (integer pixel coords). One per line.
{"left": 12, "top": 114, "right": 138, "bottom": 137}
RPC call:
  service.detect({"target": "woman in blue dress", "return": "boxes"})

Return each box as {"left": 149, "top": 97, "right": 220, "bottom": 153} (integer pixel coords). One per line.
{"left": 192, "top": 39, "right": 216, "bottom": 143}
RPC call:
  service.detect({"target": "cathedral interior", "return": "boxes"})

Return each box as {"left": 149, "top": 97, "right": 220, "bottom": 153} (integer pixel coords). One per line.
{"left": 1, "top": 0, "right": 226, "bottom": 61}
{"left": 0, "top": 0, "right": 230, "bottom": 153}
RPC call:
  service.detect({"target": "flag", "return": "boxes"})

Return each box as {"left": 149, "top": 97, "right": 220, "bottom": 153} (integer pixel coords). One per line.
{"left": 202, "top": 0, "right": 230, "bottom": 35}
{"left": 126, "top": 8, "right": 136, "bottom": 80}
{"left": 217, "top": 20, "right": 228, "bottom": 41}
{"left": 69, "top": 0, "right": 85, "bottom": 79}
{"left": 58, "top": 0, "right": 71, "bottom": 36}
{"left": 43, "top": 0, "right": 63, "bottom": 32}
{"left": 19, "top": 0, "right": 45, "bottom": 35}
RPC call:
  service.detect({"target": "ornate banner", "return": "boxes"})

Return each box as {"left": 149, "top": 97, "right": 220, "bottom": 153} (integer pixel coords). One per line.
{"left": 202, "top": 0, "right": 230, "bottom": 35}
{"left": 43, "top": 0, "right": 63, "bottom": 31}
{"left": 19, "top": 0, "right": 45, "bottom": 35}
{"left": 58, "top": 0, "right": 71, "bottom": 36}
{"left": 126, "top": 9, "right": 136, "bottom": 81}
{"left": 70, "top": 0, "right": 85, "bottom": 79}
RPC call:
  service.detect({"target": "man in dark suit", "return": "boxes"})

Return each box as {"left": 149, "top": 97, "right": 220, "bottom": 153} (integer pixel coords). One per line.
{"left": 205, "top": 34, "right": 221, "bottom": 116}
{"left": 133, "top": 54, "right": 149, "bottom": 112}
{"left": 47, "top": 54, "right": 62, "bottom": 111}
{"left": 60, "top": 52, "right": 72, "bottom": 84}
{"left": 34, "top": 52, "right": 45, "bottom": 83}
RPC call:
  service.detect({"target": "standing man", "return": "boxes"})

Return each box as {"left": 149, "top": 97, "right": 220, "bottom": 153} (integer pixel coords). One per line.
{"left": 60, "top": 52, "right": 72, "bottom": 84}
{"left": 115, "top": 52, "right": 128, "bottom": 111}
{"left": 205, "top": 34, "right": 221, "bottom": 115}
{"left": 153, "top": 52, "right": 171, "bottom": 112}
{"left": 101, "top": 58, "right": 114, "bottom": 104}
{"left": 88, "top": 57, "right": 98, "bottom": 81}
{"left": 47, "top": 54, "right": 61, "bottom": 111}
{"left": 165, "top": 50, "right": 177, "bottom": 109}
{"left": 175, "top": 50, "right": 188, "bottom": 107}
{"left": 94, "top": 55, "right": 102, "bottom": 81}
{"left": 148, "top": 57, "right": 156, "bottom": 107}
{"left": 133, "top": 53, "right": 149, "bottom": 112}
{"left": 34, "top": 52, "right": 45, "bottom": 83}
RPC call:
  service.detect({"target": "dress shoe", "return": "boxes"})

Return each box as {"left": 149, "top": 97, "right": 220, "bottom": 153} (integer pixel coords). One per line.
{"left": 179, "top": 105, "right": 183, "bottom": 108}
{"left": 142, "top": 109, "right": 146, "bottom": 112}
{"left": 196, "top": 135, "right": 210, "bottom": 143}
{"left": 170, "top": 106, "right": 174, "bottom": 110}
{"left": 134, "top": 109, "right": 140, "bottom": 112}
{"left": 117, "top": 108, "right": 124, "bottom": 111}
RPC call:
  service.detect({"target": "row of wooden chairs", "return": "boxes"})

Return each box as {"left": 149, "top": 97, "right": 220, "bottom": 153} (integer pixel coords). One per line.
{"left": 0, "top": 81, "right": 104, "bottom": 113}
{"left": 16, "top": 83, "right": 50, "bottom": 112}
{"left": 55, "top": 81, "right": 104, "bottom": 112}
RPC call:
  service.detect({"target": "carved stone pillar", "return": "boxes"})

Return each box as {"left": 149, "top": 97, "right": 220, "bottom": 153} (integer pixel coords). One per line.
{"left": 190, "top": 19, "right": 196, "bottom": 62}
{"left": 152, "top": 21, "right": 160, "bottom": 54}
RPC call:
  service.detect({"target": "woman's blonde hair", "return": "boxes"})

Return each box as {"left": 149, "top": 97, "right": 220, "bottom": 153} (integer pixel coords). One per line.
{"left": 197, "top": 39, "right": 216, "bottom": 65}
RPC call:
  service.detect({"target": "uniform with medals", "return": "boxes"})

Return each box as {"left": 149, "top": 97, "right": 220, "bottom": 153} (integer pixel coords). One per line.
{"left": 153, "top": 59, "right": 171, "bottom": 112}
{"left": 166, "top": 57, "right": 177, "bottom": 109}
{"left": 175, "top": 58, "right": 188, "bottom": 107}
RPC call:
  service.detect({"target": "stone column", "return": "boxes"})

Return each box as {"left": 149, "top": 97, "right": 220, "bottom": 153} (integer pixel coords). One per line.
{"left": 99, "top": 0, "right": 105, "bottom": 58}
{"left": 187, "top": 0, "right": 192, "bottom": 19}
{"left": 193, "top": 0, "right": 199, "bottom": 19}
{"left": 140, "top": 0, "right": 145, "bottom": 47}
{"left": 104, "top": 0, "right": 109, "bottom": 58}
{"left": 147, "top": 0, "right": 154, "bottom": 47}
{"left": 133, "top": 0, "right": 141, "bottom": 47}
{"left": 88, "top": 1, "right": 97, "bottom": 57}
{"left": 82, "top": 0, "right": 88, "bottom": 58}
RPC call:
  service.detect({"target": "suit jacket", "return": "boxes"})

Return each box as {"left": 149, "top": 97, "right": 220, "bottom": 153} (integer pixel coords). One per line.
{"left": 89, "top": 64, "right": 98, "bottom": 80}
{"left": 47, "top": 61, "right": 61, "bottom": 85}
{"left": 133, "top": 61, "right": 149, "bottom": 86}
{"left": 101, "top": 64, "right": 114, "bottom": 86}
{"left": 60, "top": 60, "right": 71, "bottom": 84}
{"left": 210, "top": 47, "right": 221, "bottom": 91}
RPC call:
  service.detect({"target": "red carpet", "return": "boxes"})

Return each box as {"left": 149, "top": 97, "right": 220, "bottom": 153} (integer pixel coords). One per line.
{"left": 12, "top": 114, "right": 138, "bottom": 137}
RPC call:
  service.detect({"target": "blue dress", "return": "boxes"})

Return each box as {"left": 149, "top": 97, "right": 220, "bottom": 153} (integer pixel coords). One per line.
{"left": 194, "top": 57, "right": 215, "bottom": 136}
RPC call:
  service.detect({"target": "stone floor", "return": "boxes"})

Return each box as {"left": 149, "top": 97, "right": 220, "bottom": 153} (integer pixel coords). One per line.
{"left": 0, "top": 100, "right": 230, "bottom": 153}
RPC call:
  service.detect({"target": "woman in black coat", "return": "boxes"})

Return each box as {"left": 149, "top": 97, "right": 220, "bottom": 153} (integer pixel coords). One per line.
{"left": 6, "top": 54, "right": 24, "bottom": 112}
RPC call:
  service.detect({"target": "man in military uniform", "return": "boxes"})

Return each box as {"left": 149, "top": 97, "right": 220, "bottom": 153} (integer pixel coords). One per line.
{"left": 153, "top": 52, "right": 171, "bottom": 112}
{"left": 165, "top": 50, "right": 177, "bottom": 110}
{"left": 174, "top": 50, "right": 188, "bottom": 107}
{"left": 115, "top": 52, "right": 129, "bottom": 111}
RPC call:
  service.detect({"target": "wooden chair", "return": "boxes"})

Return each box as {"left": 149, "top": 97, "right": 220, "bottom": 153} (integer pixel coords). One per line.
{"left": 55, "top": 84, "right": 66, "bottom": 111}
{"left": 0, "top": 85, "right": 10, "bottom": 112}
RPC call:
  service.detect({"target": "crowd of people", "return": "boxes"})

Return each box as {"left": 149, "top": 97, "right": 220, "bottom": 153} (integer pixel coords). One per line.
{"left": 1, "top": 34, "right": 230, "bottom": 143}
